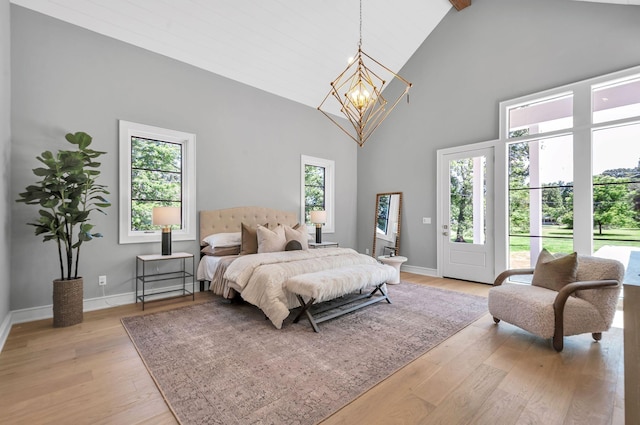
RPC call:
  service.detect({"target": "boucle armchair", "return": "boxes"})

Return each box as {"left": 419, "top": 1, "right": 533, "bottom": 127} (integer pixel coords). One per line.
{"left": 488, "top": 252, "right": 624, "bottom": 352}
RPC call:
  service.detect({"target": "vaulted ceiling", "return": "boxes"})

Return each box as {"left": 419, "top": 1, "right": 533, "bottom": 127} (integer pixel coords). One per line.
{"left": 10, "top": 0, "right": 640, "bottom": 115}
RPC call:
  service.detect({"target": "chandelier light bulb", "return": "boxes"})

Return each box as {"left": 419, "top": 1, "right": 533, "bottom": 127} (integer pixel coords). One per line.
{"left": 348, "top": 86, "right": 372, "bottom": 110}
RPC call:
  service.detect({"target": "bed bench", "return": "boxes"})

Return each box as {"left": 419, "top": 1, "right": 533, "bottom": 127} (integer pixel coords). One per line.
{"left": 283, "top": 263, "right": 396, "bottom": 332}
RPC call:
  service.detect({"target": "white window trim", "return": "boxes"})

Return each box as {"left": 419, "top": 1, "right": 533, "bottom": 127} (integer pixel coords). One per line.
{"left": 118, "top": 120, "right": 196, "bottom": 244}
{"left": 301, "top": 155, "right": 335, "bottom": 234}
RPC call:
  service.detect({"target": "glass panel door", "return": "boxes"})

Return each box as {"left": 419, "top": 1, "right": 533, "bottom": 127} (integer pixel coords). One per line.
{"left": 441, "top": 147, "right": 494, "bottom": 284}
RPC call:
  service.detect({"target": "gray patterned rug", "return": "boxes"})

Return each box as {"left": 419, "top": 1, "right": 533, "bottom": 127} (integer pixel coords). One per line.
{"left": 121, "top": 282, "right": 487, "bottom": 424}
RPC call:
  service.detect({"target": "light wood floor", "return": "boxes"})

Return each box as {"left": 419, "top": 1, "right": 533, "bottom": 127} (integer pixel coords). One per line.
{"left": 0, "top": 273, "right": 624, "bottom": 425}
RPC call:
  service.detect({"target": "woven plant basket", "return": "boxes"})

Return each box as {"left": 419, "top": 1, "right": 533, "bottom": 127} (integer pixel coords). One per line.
{"left": 53, "top": 277, "right": 84, "bottom": 327}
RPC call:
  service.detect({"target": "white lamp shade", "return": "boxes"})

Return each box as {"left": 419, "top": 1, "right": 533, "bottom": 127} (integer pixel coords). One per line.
{"left": 152, "top": 206, "right": 181, "bottom": 226}
{"left": 310, "top": 210, "right": 327, "bottom": 224}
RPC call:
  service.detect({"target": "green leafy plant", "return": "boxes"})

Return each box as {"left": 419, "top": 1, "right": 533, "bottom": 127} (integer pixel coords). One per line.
{"left": 16, "top": 131, "right": 111, "bottom": 281}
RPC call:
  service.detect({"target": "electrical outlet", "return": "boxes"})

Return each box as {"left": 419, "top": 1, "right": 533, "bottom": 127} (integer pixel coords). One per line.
{"left": 422, "top": 217, "right": 431, "bottom": 224}
{"left": 365, "top": 248, "right": 370, "bottom": 255}
{"left": 98, "top": 275, "right": 107, "bottom": 286}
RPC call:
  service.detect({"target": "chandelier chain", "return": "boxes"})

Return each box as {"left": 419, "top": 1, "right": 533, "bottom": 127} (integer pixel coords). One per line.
{"left": 358, "top": 0, "right": 362, "bottom": 48}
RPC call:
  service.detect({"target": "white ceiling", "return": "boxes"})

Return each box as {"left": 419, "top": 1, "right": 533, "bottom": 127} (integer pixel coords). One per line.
{"left": 10, "top": 0, "right": 640, "bottom": 115}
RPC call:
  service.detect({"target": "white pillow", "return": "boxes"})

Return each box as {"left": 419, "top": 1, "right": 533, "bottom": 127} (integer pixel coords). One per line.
{"left": 257, "top": 225, "right": 287, "bottom": 253}
{"left": 201, "top": 232, "right": 241, "bottom": 248}
{"left": 284, "top": 225, "right": 309, "bottom": 250}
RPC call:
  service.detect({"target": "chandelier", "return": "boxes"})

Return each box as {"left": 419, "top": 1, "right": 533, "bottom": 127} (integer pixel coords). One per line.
{"left": 318, "top": 0, "right": 412, "bottom": 147}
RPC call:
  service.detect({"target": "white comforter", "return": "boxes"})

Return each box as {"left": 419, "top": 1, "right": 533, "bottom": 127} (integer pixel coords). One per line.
{"left": 224, "top": 247, "right": 377, "bottom": 329}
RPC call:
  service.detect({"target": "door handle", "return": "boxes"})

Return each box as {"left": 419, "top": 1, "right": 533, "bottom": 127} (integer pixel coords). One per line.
{"left": 442, "top": 231, "right": 449, "bottom": 236}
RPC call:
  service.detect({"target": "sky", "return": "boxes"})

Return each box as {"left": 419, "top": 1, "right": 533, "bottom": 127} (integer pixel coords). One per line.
{"left": 537, "top": 122, "right": 640, "bottom": 184}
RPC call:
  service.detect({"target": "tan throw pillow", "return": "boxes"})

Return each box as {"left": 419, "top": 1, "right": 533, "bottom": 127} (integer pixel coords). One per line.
{"left": 257, "top": 224, "right": 287, "bottom": 253}
{"left": 284, "top": 225, "right": 309, "bottom": 250}
{"left": 531, "top": 249, "right": 578, "bottom": 292}
{"left": 240, "top": 223, "right": 267, "bottom": 255}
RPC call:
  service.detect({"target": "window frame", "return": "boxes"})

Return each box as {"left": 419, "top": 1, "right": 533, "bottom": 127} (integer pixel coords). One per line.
{"left": 300, "top": 155, "right": 335, "bottom": 234}
{"left": 118, "top": 120, "right": 196, "bottom": 244}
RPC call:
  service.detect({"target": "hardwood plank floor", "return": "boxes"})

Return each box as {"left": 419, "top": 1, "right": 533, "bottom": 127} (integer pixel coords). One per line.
{"left": 0, "top": 273, "right": 624, "bottom": 425}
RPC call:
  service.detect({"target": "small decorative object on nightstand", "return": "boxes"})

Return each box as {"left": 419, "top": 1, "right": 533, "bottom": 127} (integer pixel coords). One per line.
{"left": 377, "top": 255, "right": 408, "bottom": 284}
{"left": 135, "top": 252, "right": 194, "bottom": 310}
{"left": 310, "top": 210, "right": 327, "bottom": 243}
{"left": 308, "top": 241, "right": 339, "bottom": 249}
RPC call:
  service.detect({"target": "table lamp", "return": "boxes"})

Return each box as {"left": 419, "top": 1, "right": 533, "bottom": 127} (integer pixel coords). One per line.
{"left": 152, "top": 206, "right": 181, "bottom": 255}
{"left": 310, "top": 210, "right": 327, "bottom": 244}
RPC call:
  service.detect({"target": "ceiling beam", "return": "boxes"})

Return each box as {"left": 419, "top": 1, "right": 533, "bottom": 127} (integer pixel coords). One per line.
{"left": 449, "top": 0, "right": 471, "bottom": 11}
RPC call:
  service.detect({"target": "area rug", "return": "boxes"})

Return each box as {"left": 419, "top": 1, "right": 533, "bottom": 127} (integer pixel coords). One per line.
{"left": 121, "top": 282, "right": 487, "bottom": 425}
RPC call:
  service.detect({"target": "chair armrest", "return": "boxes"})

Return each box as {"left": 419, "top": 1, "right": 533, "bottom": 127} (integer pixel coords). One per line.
{"left": 552, "top": 279, "right": 620, "bottom": 351}
{"left": 493, "top": 268, "right": 534, "bottom": 286}
{"left": 553, "top": 279, "right": 620, "bottom": 311}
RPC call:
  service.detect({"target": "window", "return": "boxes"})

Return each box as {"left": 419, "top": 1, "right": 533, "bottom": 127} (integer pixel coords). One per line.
{"left": 507, "top": 93, "right": 573, "bottom": 138}
{"left": 119, "top": 120, "right": 196, "bottom": 244}
{"left": 501, "top": 65, "right": 640, "bottom": 270}
{"left": 301, "top": 155, "right": 334, "bottom": 233}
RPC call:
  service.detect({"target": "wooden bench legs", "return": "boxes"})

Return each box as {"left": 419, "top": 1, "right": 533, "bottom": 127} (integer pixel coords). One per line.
{"left": 292, "top": 283, "right": 391, "bottom": 332}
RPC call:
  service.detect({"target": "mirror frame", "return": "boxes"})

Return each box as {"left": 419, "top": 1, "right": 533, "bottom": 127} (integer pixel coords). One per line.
{"left": 372, "top": 192, "right": 403, "bottom": 258}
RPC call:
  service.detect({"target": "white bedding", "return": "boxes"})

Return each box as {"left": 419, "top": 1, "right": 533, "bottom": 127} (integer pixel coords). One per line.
{"left": 197, "top": 255, "right": 239, "bottom": 298}
{"left": 196, "top": 255, "right": 225, "bottom": 282}
{"left": 224, "top": 247, "right": 378, "bottom": 329}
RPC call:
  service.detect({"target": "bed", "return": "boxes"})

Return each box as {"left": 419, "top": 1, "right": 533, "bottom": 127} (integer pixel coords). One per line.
{"left": 196, "top": 206, "right": 380, "bottom": 328}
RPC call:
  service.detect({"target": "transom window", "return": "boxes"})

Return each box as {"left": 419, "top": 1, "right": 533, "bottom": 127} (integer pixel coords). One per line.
{"left": 119, "top": 121, "right": 196, "bottom": 244}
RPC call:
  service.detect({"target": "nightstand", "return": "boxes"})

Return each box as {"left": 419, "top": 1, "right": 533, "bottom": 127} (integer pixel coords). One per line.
{"left": 308, "top": 241, "right": 339, "bottom": 249}
{"left": 135, "top": 252, "right": 195, "bottom": 310}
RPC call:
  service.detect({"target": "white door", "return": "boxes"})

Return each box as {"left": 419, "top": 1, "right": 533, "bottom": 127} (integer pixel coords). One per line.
{"left": 439, "top": 147, "right": 495, "bottom": 283}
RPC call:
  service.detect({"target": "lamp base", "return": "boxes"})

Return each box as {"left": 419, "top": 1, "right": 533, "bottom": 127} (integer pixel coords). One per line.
{"left": 161, "top": 230, "right": 172, "bottom": 255}
{"left": 315, "top": 226, "right": 322, "bottom": 244}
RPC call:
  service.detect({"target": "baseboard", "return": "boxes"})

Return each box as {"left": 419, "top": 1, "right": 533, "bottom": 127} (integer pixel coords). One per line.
{"left": 401, "top": 264, "right": 438, "bottom": 277}
{"left": 8, "top": 281, "right": 202, "bottom": 326}
{"left": 0, "top": 311, "right": 12, "bottom": 353}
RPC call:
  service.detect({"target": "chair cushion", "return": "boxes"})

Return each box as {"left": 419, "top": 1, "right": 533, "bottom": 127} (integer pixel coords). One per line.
{"left": 488, "top": 283, "right": 607, "bottom": 339}
{"left": 531, "top": 249, "right": 578, "bottom": 292}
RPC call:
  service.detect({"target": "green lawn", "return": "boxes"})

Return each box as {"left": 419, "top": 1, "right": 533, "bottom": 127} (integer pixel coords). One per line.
{"left": 510, "top": 225, "right": 640, "bottom": 253}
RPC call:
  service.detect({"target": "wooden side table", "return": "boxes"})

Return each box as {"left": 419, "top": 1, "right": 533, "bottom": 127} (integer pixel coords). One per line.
{"left": 135, "top": 252, "right": 195, "bottom": 310}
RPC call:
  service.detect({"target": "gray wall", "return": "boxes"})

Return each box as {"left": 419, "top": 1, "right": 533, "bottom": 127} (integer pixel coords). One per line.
{"left": 10, "top": 5, "right": 357, "bottom": 311}
{"left": 357, "top": 0, "right": 640, "bottom": 270}
{"left": 1, "top": 0, "right": 10, "bottom": 326}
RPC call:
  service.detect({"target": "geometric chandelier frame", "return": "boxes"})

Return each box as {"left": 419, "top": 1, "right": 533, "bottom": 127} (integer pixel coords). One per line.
{"left": 318, "top": 1, "right": 412, "bottom": 147}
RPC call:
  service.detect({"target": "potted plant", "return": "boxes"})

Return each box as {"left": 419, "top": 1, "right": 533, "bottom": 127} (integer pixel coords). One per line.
{"left": 16, "top": 131, "right": 110, "bottom": 327}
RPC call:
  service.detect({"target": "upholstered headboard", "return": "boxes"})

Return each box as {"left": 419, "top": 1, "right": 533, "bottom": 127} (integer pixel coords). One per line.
{"left": 199, "top": 206, "right": 299, "bottom": 244}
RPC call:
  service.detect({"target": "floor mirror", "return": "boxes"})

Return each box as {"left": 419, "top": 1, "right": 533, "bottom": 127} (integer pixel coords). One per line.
{"left": 372, "top": 192, "right": 402, "bottom": 258}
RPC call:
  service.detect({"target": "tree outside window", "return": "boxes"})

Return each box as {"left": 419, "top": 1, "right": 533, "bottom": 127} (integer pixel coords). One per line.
{"left": 304, "top": 164, "right": 325, "bottom": 224}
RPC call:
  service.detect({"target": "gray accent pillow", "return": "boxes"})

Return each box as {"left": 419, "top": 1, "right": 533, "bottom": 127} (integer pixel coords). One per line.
{"left": 285, "top": 240, "right": 303, "bottom": 251}
{"left": 531, "top": 249, "right": 578, "bottom": 292}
